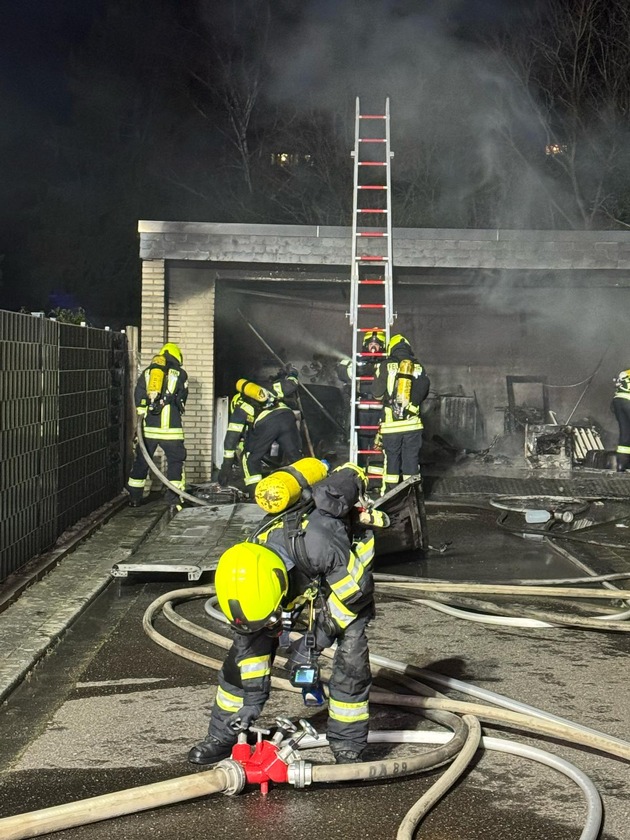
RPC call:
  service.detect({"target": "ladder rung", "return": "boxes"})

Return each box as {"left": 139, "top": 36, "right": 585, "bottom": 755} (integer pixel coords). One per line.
{"left": 357, "top": 401, "right": 382, "bottom": 408}
{"left": 357, "top": 185, "right": 387, "bottom": 190}
{"left": 359, "top": 138, "right": 386, "bottom": 143}
{"left": 356, "top": 425, "right": 380, "bottom": 430}
{"left": 360, "top": 449, "right": 382, "bottom": 455}
{"left": 356, "top": 256, "right": 387, "bottom": 261}
{"left": 359, "top": 114, "right": 386, "bottom": 119}
{"left": 357, "top": 208, "right": 388, "bottom": 213}
{"left": 358, "top": 161, "right": 387, "bottom": 166}
{"left": 357, "top": 376, "right": 375, "bottom": 381}
{"left": 356, "top": 232, "right": 387, "bottom": 237}
{"left": 359, "top": 279, "right": 385, "bottom": 285}
{"left": 358, "top": 304, "right": 385, "bottom": 309}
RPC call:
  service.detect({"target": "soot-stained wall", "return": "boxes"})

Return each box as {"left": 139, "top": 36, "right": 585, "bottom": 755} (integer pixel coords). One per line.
{"left": 214, "top": 276, "right": 626, "bottom": 453}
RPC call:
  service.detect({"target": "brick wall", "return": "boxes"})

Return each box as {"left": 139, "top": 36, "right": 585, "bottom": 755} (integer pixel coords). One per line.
{"left": 140, "top": 260, "right": 215, "bottom": 484}
{"left": 166, "top": 269, "right": 215, "bottom": 483}
{"left": 140, "top": 260, "right": 166, "bottom": 351}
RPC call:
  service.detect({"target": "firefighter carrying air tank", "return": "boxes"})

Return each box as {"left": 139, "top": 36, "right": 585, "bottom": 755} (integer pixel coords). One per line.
{"left": 188, "top": 462, "right": 390, "bottom": 767}
{"left": 126, "top": 343, "right": 188, "bottom": 512}
{"left": 372, "top": 334, "right": 430, "bottom": 495}
{"left": 217, "top": 366, "right": 303, "bottom": 496}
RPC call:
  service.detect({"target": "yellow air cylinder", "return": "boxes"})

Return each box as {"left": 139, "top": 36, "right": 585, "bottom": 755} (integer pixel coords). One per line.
{"left": 236, "top": 379, "right": 271, "bottom": 403}
{"left": 255, "top": 458, "right": 329, "bottom": 514}
{"left": 147, "top": 354, "right": 167, "bottom": 403}
{"left": 393, "top": 358, "right": 414, "bottom": 417}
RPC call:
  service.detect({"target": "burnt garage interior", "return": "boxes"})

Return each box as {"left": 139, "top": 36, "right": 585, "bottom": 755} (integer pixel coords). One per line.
{"left": 138, "top": 221, "right": 630, "bottom": 483}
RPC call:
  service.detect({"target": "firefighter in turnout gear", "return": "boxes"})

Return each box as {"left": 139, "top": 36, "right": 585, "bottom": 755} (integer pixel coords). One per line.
{"left": 372, "top": 334, "right": 430, "bottom": 495}
{"left": 217, "top": 367, "right": 303, "bottom": 496}
{"left": 188, "top": 463, "right": 389, "bottom": 766}
{"left": 337, "top": 328, "right": 386, "bottom": 476}
{"left": 126, "top": 343, "right": 188, "bottom": 510}
{"left": 613, "top": 369, "right": 630, "bottom": 472}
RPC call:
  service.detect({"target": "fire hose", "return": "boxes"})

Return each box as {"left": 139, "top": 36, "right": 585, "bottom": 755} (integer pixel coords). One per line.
{"left": 0, "top": 581, "right": 619, "bottom": 840}
{"left": 135, "top": 416, "right": 210, "bottom": 507}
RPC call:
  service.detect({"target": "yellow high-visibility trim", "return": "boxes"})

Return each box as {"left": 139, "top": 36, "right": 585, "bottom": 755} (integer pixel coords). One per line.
{"left": 239, "top": 655, "right": 271, "bottom": 681}
{"left": 328, "top": 697, "right": 369, "bottom": 723}
{"left": 128, "top": 478, "right": 146, "bottom": 488}
{"left": 327, "top": 592, "right": 356, "bottom": 629}
{"left": 331, "top": 574, "right": 360, "bottom": 602}
{"left": 216, "top": 686, "right": 243, "bottom": 713}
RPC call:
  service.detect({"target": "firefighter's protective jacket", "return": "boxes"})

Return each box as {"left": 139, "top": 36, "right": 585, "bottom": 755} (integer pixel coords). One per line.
{"left": 223, "top": 369, "right": 299, "bottom": 460}
{"left": 372, "top": 341, "right": 430, "bottom": 434}
{"left": 135, "top": 351, "right": 188, "bottom": 441}
{"left": 614, "top": 370, "right": 630, "bottom": 400}
{"left": 226, "top": 466, "right": 375, "bottom": 708}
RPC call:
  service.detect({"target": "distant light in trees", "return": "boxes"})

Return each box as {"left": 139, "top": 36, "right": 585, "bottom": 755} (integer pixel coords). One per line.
{"left": 270, "top": 152, "right": 315, "bottom": 167}
{"left": 545, "top": 143, "right": 567, "bottom": 156}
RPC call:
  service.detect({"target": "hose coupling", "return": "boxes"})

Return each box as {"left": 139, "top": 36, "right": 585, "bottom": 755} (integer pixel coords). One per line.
{"left": 215, "top": 759, "right": 247, "bottom": 796}
{"left": 287, "top": 760, "right": 313, "bottom": 789}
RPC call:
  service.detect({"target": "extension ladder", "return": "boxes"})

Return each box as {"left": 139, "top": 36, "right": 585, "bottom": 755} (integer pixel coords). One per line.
{"left": 348, "top": 97, "right": 395, "bottom": 475}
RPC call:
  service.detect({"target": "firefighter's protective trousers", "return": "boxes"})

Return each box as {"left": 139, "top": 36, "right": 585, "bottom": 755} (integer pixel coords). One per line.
{"left": 613, "top": 391, "right": 630, "bottom": 472}
{"left": 128, "top": 437, "right": 186, "bottom": 505}
{"left": 206, "top": 612, "right": 371, "bottom": 755}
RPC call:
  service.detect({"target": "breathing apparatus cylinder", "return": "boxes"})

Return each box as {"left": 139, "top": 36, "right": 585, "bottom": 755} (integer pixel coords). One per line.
{"left": 255, "top": 458, "right": 329, "bottom": 514}
{"left": 393, "top": 358, "right": 415, "bottom": 419}
{"left": 147, "top": 354, "right": 167, "bottom": 412}
{"left": 236, "top": 378, "right": 273, "bottom": 404}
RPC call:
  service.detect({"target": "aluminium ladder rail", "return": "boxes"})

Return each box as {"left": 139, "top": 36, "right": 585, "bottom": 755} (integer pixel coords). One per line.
{"left": 348, "top": 97, "right": 395, "bottom": 473}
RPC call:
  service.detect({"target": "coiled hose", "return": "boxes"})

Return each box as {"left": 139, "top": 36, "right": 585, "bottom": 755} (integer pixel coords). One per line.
{"left": 140, "top": 585, "right": 620, "bottom": 838}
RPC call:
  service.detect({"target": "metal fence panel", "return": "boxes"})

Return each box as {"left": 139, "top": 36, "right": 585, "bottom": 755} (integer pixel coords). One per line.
{"left": 0, "top": 311, "right": 128, "bottom": 582}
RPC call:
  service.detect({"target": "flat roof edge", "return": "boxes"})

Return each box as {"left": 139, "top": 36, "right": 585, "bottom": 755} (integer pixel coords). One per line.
{"left": 138, "top": 220, "right": 630, "bottom": 243}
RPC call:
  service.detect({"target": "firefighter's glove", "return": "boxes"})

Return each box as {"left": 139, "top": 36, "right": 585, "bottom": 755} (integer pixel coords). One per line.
{"left": 227, "top": 704, "right": 263, "bottom": 732}
{"left": 359, "top": 509, "right": 390, "bottom": 528}
{"left": 136, "top": 405, "right": 148, "bottom": 418}
{"left": 217, "top": 458, "right": 234, "bottom": 487}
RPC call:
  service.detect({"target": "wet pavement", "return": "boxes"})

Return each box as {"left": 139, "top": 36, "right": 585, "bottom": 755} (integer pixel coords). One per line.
{"left": 1, "top": 472, "right": 630, "bottom": 839}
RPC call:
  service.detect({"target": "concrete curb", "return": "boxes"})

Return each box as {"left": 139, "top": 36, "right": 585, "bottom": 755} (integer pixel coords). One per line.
{"left": 0, "top": 502, "right": 166, "bottom": 705}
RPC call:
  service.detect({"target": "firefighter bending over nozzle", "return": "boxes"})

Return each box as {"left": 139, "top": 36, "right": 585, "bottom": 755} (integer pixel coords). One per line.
{"left": 217, "top": 366, "right": 303, "bottom": 496}
{"left": 613, "top": 369, "right": 630, "bottom": 472}
{"left": 126, "top": 343, "right": 188, "bottom": 512}
{"left": 372, "top": 334, "right": 430, "bottom": 495}
{"left": 188, "top": 463, "right": 390, "bottom": 766}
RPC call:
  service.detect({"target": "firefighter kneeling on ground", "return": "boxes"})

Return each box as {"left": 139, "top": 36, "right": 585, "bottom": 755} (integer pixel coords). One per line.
{"left": 217, "top": 366, "right": 303, "bottom": 497}
{"left": 126, "top": 343, "right": 188, "bottom": 512}
{"left": 372, "top": 334, "right": 430, "bottom": 495}
{"left": 188, "top": 463, "right": 390, "bottom": 766}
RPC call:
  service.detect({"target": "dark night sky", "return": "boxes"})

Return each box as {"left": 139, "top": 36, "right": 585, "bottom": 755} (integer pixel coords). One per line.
{"left": 0, "top": 0, "right": 579, "bottom": 326}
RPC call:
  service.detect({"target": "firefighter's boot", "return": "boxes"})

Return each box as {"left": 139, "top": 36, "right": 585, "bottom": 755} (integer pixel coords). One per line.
{"left": 333, "top": 749, "right": 363, "bottom": 764}
{"left": 188, "top": 735, "right": 235, "bottom": 766}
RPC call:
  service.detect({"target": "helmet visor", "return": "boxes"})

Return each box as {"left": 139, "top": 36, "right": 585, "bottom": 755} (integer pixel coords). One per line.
{"left": 228, "top": 603, "right": 283, "bottom": 635}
